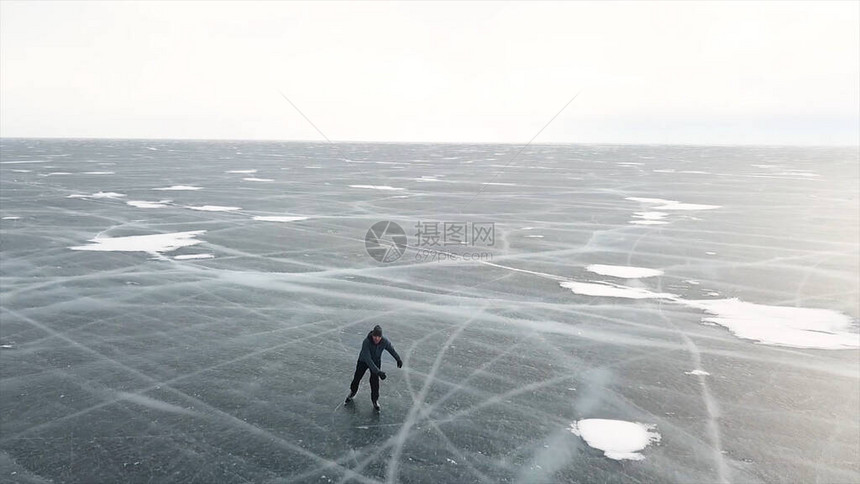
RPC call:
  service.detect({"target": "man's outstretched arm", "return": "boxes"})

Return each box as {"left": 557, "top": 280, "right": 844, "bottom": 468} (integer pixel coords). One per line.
{"left": 386, "top": 341, "right": 403, "bottom": 367}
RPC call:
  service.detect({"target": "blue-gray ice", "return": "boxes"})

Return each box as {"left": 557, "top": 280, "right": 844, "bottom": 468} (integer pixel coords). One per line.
{"left": 1, "top": 139, "right": 858, "bottom": 483}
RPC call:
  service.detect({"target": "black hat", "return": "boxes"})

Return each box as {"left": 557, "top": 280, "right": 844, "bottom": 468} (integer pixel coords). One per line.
{"left": 372, "top": 325, "right": 383, "bottom": 337}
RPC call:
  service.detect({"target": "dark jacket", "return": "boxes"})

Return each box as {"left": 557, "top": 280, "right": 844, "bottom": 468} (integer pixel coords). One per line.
{"left": 358, "top": 332, "right": 401, "bottom": 375}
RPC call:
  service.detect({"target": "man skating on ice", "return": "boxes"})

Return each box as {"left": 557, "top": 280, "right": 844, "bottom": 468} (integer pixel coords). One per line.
{"left": 346, "top": 325, "right": 402, "bottom": 411}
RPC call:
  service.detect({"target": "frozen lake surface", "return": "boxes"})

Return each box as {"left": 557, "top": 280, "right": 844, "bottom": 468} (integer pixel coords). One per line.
{"left": 1, "top": 139, "right": 858, "bottom": 483}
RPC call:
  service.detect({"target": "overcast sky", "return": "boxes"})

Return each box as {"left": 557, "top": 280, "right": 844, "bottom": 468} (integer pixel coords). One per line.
{"left": 1, "top": 1, "right": 857, "bottom": 145}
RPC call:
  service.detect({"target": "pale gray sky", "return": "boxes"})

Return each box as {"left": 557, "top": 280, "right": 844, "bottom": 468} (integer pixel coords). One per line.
{"left": 1, "top": 1, "right": 857, "bottom": 145}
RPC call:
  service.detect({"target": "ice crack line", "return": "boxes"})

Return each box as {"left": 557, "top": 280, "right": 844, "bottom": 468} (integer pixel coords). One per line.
{"left": 385, "top": 307, "right": 484, "bottom": 484}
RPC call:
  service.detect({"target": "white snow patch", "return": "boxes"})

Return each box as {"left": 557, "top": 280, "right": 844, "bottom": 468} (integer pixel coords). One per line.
{"left": 67, "top": 192, "right": 126, "bottom": 199}
{"left": 626, "top": 197, "right": 670, "bottom": 204}
{"left": 481, "top": 182, "right": 517, "bottom": 186}
{"left": 11, "top": 169, "right": 32, "bottom": 173}
{"left": 626, "top": 197, "right": 720, "bottom": 211}
{"left": 174, "top": 254, "right": 214, "bottom": 260}
{"left": 127, "top": 201, "right": 168, "bottom": 209}
{"left": 226, "top": 169, "right": 257, "bottom": 174}
{"left": 560, "top": 281, "right": 676, "bottom": 300}
{"left": 187, "top": 205, "right": 240, "bottom": 212}
{"left": 559, "top": 278, "right": 856, "bottom": 349}
{"left": 70, "top": 231, "right": 205, "bottom": 254}
{"left": 586, "top": 265, "right": 663, "bottom": 279}
{"left": 243, "top": 177, "right": 274, "bottom": 182}
{"left": 2, "top": 216, "right": 20, "bottom": 220}
{"left": 525, "top": 235, "right": 544, "bottom": 238}
{"left": 349, "top": 185, "right": 405, "bottom": 191}
{"left": 152, "top": 185, "right": 202, "bottom": 191}
{"left": 685, "top": 370, "right": 711, "bottom": 376}
{"left": 252, "top": 216, "right": 308, "bottom": 222}
{"left": 569, "top": 419, "right": 660, "bottom": 461}
{"left": 84, "top": 171, "right": 114, "bottom": 175}
{"left": 685, "top": 298, "right": 860, "bottom": 349}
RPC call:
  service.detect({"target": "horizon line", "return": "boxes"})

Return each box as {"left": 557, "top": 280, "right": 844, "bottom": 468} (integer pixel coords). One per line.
{"left": 1, "top": 135, "right": 858, "bottom": 149}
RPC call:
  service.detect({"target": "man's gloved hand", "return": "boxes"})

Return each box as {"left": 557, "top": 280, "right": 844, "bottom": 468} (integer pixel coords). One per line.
{"left": 397, "top": 360, "right": 403, "bottom": 368}
{"left": 378, "top": 371, "right": 387, "bottom": 380}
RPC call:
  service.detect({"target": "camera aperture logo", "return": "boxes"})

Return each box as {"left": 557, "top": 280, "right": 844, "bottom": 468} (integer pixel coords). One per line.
{"left": 365, "top": 220, "right": 494, "bottom": 263}
{"left": 365, "top": 221, "right": 408, "bottom": 263}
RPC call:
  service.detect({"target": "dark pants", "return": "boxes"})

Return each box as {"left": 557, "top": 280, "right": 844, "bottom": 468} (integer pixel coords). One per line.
{"left": 350, "top": 361, "right": 380, "bottom": 402}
